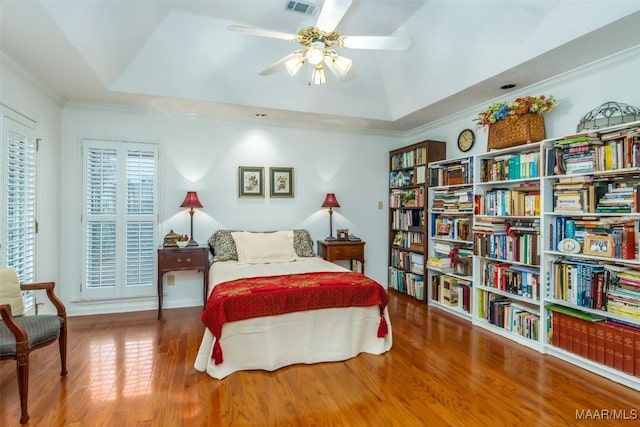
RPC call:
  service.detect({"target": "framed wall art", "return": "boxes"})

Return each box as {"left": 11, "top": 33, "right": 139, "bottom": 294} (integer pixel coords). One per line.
{"left": 269, "top": 167, "right": 294, "bottom": 198}
{"left": 238, "top": 166, "right": 265, "bottom": 198}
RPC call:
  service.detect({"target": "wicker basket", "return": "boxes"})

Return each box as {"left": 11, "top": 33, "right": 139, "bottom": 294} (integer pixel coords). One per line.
{"left": 488, "top": 113, "right": 546, "bottom": 150}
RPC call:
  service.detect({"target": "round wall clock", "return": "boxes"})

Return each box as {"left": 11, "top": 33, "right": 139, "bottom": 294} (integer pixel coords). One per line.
{"left": 457, "top": 129, "right": 475, "bottom": 152}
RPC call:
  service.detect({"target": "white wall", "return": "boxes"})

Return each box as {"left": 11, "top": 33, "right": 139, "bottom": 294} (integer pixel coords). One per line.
{"left": 0, "top": 56, "right": 63, "bottom": 291}
{"left": 60, "top": 106, "right": 399, "bottom": 315}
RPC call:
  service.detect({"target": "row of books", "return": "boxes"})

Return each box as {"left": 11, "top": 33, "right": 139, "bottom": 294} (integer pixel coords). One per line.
{"left": 550, "top": 217, "right": 638, "bottom": 260}
{"left": 478, "top": 291, "right": 540, "bottom": 341}
{"left": 546, "top": 126, "right": 640, "bottom": 175}
{"left": 431, "top": 215, "right": 471, "bottom": 242}
{"left": 480, "top": 151, "right": 540, "bottom": 182}
{"left": 390, "top": 188, "right": 424, "bottom": 208}
{"left": 548, "top": 260, "right": 640, "bottom": 321}
{"left": 548, "top": 259, "right": 609, "bottom": 309}
{"left": 435, "top": 275, "right": 471, "bottom": 313}
{"left": 389, "top": 169, "right": 416, "bottom": 188}
{"left": 548, "top": 305, "right": 640, "bottom": 377}
{"left": 475, "top": 232, "right": 541, "bottom": 266}
{"left": 477, "top": 185, "right": 540, "bottom": 216}
{"left": 390, "top": 248, "right": 424, "bottom": 274}
{"left": 388, "top": 267, "right": 424, "bottom": 300}
{"left": 552, "top": 176, "right": 606, "bottom": 213}
{"left": 391, "top": 209, "right": 424, "bottom": 231}
{"left": 391, "top": 231, "right": 423, "bottom": 251}
{"left": 391, "top": 147, "right": 428, "bottom": 170}
{"left": 431, "top": 187, "right": 474, "bottom": 212}
{"left": 482, "top": 261, "right": 540, "bottom": 300}
{"left": 427, "top": 254, "right": 453, "bottom": 273}
{"left": 428, "top": 158, "right": 473, "bottom": 187}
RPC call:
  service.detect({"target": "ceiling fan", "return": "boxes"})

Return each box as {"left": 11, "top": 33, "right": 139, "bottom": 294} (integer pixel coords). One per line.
{"left": 228, "top": 0, "right": 411, "bottom": 85}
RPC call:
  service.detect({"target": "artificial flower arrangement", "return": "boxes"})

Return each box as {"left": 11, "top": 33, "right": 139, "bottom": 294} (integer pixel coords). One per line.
{"left": 176, "top": 234, "right": 189, "bottom": 247}
{"left": 475, "top": 94, "right": 559, "bottom": 130}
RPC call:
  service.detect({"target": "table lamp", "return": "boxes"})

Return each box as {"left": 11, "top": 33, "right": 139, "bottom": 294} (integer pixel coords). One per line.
{"left": 321, "top": 193, "right": 340, "bottom": 241}
{"left": 180, "top": 191, "right": 203, "bottom": 246}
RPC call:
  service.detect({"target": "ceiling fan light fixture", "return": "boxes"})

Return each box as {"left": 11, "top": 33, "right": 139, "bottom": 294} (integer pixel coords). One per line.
{"left": 306, "top": 41, "right": 325, "bottom": 65}
{"left": 284, "top": 54, "right": 305, "bottom": 77}
{"left": 331, "top": 54, "right": 352, "bottom": 76}
{"left": 310, "top": 64, "right": 326, "bottom": 85}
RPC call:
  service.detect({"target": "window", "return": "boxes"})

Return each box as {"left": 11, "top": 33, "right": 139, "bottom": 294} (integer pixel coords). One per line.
{"left": 82, "top": 139, "right": 158, "bottom": 300}
{"left": 1, "top": 107, "right": 37, "bottom": 311}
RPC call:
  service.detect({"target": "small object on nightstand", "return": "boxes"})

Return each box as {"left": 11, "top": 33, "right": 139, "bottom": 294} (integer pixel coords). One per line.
{"left": 163, "top": 230, "right": 180, "bottom": 247}
{"left": 336, "top": 228, "right": 349, "bottom": 240}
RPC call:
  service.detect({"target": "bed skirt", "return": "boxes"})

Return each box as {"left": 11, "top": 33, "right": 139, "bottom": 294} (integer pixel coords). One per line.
{"left": 194, "top": 305, "right": 392, "bottom": 379}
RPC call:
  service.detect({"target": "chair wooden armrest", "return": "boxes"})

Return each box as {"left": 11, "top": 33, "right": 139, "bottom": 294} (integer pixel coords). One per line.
{"left": 0, "top": 303, "right": 28, "bottom": 344}
{"left": 20, "top": 282, "right": 66, "bottom": 318}
{"left": 1, "top": 279, "right": 67, "bottom": 423}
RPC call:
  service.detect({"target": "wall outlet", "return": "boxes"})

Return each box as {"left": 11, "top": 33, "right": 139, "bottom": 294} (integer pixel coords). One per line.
{"left": 377, "top": 200, "right": 383, "bottom": 209}
{"left": 167, "top": 274, "right": 175, "bottom": 286}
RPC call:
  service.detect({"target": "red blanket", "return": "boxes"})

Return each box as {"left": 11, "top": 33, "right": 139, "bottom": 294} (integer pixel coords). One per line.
{"left": 201, "top": 271, "right": 389, "bottom": 365}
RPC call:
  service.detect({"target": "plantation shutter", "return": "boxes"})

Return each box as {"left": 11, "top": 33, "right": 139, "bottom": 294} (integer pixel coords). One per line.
{"left": 2, "top": 113, "right": 37, "bottom": 311}
{"left": 82, "top": 140, "right": 157, "bottom": 300}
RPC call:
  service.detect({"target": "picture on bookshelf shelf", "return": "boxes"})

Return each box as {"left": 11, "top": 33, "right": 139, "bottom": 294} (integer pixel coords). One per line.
{"left": 583, "top": 234, "right": 613, "bottom": 257}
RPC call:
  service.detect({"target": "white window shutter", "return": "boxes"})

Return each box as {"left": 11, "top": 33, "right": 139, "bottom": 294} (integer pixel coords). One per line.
{"left": 2, "top": 114, "right": 37, "bottom": 311}
{"left": 82, "top": 140, "right": 157, "bottom": 299}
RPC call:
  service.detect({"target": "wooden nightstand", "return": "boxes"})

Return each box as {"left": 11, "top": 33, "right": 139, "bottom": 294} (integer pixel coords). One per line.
{"left": 157, "top": 245, "right": 210, "bottom": 319}
{"left": 317, "top": 240, "right": 365, "bottom": 274}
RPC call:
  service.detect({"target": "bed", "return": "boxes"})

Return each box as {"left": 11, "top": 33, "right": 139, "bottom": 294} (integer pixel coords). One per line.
{"left": 193, "top": 229, "right": 393, "bottom": 379}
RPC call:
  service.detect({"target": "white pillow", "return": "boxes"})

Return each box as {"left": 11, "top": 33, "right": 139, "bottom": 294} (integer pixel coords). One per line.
{"left": 0, "top": 267, "right": 25, "bottom": 317}
{"left": 231, "top": 231, "right": 296, "bottom": 264}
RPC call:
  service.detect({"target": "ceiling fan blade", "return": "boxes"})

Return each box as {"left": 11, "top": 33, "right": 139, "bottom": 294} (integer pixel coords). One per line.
{"left": 341, "top": 36, "right": 411, "bottom": 51}
{"left": 228, "top": 25, "right": 297, "bottom": 42}
{"left": 315, "top": 0, "right": 353, "bottom": 32}
{"left": 258, "top": 51, "right": 301, "bottom": 76}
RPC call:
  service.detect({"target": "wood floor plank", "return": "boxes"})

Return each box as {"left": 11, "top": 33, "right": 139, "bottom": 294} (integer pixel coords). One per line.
{"left": 2, "top": 290, "right": 640, "bottom": 426}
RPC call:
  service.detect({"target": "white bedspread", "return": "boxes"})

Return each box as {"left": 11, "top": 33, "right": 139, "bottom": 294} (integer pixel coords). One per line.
{"left": 194, "top": 257, "right": 393, "bottom": 379}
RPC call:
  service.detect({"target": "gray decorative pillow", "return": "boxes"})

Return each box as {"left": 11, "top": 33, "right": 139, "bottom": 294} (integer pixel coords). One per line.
{"left": 210, "top": 230, "right": 239, "bottom": 262}
{"left": 293, "top": 229, "right": 316, "bottom": 257}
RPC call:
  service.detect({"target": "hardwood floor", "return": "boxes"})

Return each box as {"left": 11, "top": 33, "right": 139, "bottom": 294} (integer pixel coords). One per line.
{"left": 2, "top": 291, "right": 639, "bottom": 426}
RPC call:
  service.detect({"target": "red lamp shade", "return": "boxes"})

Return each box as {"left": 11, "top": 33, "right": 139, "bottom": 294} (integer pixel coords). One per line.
{"left": 321, "top": 193, "right": 340, "bottom": 209}
{"left": 180, "top": 191, "right": 203, "bottom": 209}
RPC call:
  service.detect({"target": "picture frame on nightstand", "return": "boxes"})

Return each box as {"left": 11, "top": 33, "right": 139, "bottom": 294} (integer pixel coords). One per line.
{"left": 336, "top": 228, "right": 349, "bottom": 240}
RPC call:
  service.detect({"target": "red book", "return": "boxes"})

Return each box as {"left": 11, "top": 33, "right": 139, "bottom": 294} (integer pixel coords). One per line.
{"left": 595, "top": 273, "right": 604, "bottom": 310}
{"left": 623, "top": 327, "right": 635, "bottom": 375}
{"left": 573, "top": 317, "right": 582, "bottom": 355}
{"left": 596, "top": 322, "right": 606, "bottom": 364}
{"left": 612, "top": 324, "right": 624, "bottom": 370}
{"left": 588, "top": 322, "right": 597, "bottom": 361}
{"left": 605, "top": 324, "right": 615, "bottom": 367}
{"left": 580, "top": 321, "right": 589, "bottom": 358}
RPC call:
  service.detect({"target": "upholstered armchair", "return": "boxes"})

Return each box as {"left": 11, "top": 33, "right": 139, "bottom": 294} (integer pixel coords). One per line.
{"left": 0, "top": 268, "right": 67, "bottom": 424}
